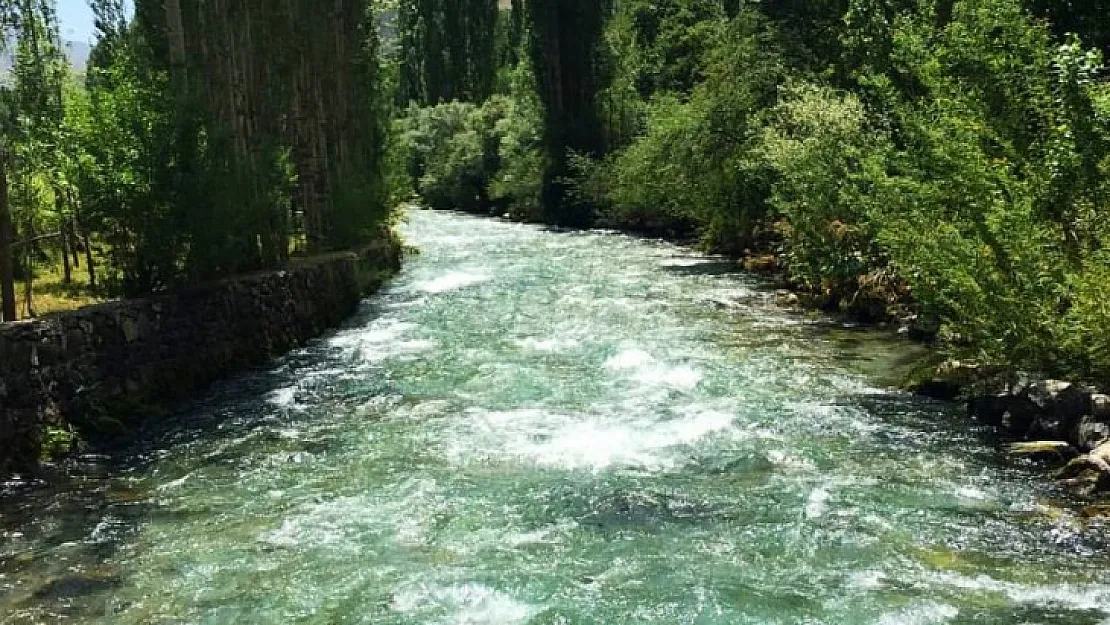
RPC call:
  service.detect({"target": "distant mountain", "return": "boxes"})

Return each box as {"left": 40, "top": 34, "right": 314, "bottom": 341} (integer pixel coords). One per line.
{"left": 0, "top": 39, "right": 92, "bottom": 75}
{"left": 63, "top": 40, "right": 92, "bottom": 72}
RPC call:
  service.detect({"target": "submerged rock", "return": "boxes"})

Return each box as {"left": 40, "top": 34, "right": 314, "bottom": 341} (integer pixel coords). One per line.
{"left": 914, "top": 377, "right": 963, "bottom": 401}
{"left": 969, "top": 393, "right": 1043, "bottom": 435}
{"left": 30, "top": 570, "right": 121, "bottom": 601}
{"left": 967, "top": 394, "right": 1018, "bottom": 427}
{"left": 1079, "top": 504, "right": 1110, "bottom": 520}
{"left": 1091, "top": 441, "right": 1110, "bottom": 467}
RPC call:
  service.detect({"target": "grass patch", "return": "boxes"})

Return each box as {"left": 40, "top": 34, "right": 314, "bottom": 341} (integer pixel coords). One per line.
{"left": 12, "top": 254, "right": 107, "bottom": 320}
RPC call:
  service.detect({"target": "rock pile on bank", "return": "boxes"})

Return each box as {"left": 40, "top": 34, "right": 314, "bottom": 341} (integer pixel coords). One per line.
{"left": 967, "top": 378, "right": 1110, "bottom": 495}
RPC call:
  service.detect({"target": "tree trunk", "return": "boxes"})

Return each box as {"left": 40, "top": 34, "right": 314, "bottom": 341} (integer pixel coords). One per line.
{"left": 61, "top": 230, "right": 72, "bottom": 283}
{"left": 0, "top": 156, "right": 14, "bottom": 322}
{"left": 84, "top": 233, "right": 96, "bottom": 288}
{"left": 935, "top": 0, "right": 955, "bottom": 30}
{"left": 58, "top": 192, "right": 72, "bottom": 284}
{"left": 69, "top": 219, "right": 80, "bottom": 269}
{"left": 23, "top": 218, "right": 34, "bottom": 319}
{"left": 165, "top": 0, "right": 188, "bottom": 80}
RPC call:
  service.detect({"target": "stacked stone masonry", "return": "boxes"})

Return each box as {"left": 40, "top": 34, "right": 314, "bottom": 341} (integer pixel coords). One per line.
{"left": 0, "top": 242, "right": 400, "bottom": 477}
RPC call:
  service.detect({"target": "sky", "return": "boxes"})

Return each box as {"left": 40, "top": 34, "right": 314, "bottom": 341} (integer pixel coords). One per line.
{"left": 58, "top": 0, "right": 97, "bottom": 43}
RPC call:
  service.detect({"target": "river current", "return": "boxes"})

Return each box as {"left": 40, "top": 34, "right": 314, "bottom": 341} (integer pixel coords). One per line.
{"left": 3, "top": 209, "right": 1110, "bottom": 624}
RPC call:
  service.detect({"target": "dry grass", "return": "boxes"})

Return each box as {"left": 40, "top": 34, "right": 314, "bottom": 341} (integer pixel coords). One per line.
{"left": 11, "top": 256, "right": 106, "bottom": 320}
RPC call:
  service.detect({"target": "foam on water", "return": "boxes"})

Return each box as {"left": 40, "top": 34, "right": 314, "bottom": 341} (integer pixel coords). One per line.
{"left": 417, "top": 271, "right": 490, "bottom": 293}
{"left": 444, "top": 405, "right": 737, "bottom": 471}
{"left": 927, "top": 571, "right": 1110, "bottom": 613}
{"left": 328, "top": 318, "right": 437, "bottom": 363}
{"left": 390, "top": 582, "right": 539, "bottom": 625}
{"left": 875, "top": 602, "right": 959, "bottom": 625}
{"left": 659, "top": 257, "right": 717, "bottom": 268}
{"left": 514, "top": 337, "right": 579, "bottom": 353}
{"left": 266, "top": 386, "right": 299, "bottom": 408}
{"left": 804, "top": 485, "right": 831, "bottom": 520}
{"left": 605, "top": 348, "right": 655, "bottom": 371}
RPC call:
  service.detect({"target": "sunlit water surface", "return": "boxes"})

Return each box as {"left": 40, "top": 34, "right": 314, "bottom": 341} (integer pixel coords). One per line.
{"left": 3, "top": 209, "right": 1110, "bottom": 624}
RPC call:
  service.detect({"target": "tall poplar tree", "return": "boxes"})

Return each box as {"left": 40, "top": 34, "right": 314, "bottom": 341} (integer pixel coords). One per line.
{"left": 525, "top": 0, "right": 610, "bottom": 225}
{"left": 398, "top": 0, "right": 499, "bottom": 105}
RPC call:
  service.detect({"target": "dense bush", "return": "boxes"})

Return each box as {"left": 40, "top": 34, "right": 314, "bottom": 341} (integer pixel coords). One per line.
{"left": 395, "top": 61, "right": 546, "bottom": 220}
{"left": 586, "top": 0, "right": 1110, "bottom": 384}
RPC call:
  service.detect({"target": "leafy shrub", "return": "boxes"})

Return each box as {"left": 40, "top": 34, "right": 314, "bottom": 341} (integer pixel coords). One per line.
{"left": 396, "top": 61, "right": 547, "bottom": 220}
{"left": 597, "top": 12, "right": 784, "bottom": 250}
{"left": 756, "top": 83, "right": 887, "bottom": 298}
{"left": 488, "top": 61, "right": 547, "bottom": 221}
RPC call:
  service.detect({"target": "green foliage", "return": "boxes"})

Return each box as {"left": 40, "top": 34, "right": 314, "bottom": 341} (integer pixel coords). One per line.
{"left": 76, "top": 39, "right": 184, "bottom": 293}
{"left": 1, "top": 0, "right": 397, "bottom": 309}
{"left": 603, "top": 0, "right": 724, "bottom": 101}
{"left": 397, "top": 100, "right": 495, "bottom": 212}
{"left": 587, "top": 0, "right": 1110, "bottom": 382}
{"left": 40, "top": 426, "right": 79, "bottom": 461}
{"left": 598, "top": 11, "right": 784, "bottom": 250}
{"left": 488, "top": 60, "right": 547, "bottom": 220}
{"left": 396, "top": 78, "right": 546, "bottom": 221}
{"left": 756, "top": 83, "right": 887, "bottom": 295}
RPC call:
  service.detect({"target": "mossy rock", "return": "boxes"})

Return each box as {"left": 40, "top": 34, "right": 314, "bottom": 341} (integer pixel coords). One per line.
{"left": 1007, "top": 441, "right": 1077, "bottom": 463}
{"left": 1079, "top": 504, "right": 1110, "bottom": 520}
{"left": 39, "top": 427, "right": 83, "bottom": 462}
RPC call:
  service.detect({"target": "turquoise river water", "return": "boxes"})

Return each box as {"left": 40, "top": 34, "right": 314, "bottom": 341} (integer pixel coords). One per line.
{"left": 2, "top": 209, "right": 1110, "bottom": 624}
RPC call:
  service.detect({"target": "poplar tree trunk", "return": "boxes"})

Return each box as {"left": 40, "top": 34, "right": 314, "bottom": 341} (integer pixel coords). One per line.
{"left": 0, "top": 156, "right": 15, "bottom": 322}
{"left": 69, "top": 219, "right": 80, "bottom": 269}
{"left": 23, "top": 218, "right": 34, "bottom": 319}
{"left": 84, "top": 232, "right": 96, "bottom": 288}
{"left": 165, "top": 0, "right": 187, "bottom": 80}
{"left": 58, "top": 192, "right": 71, "bottom": 284}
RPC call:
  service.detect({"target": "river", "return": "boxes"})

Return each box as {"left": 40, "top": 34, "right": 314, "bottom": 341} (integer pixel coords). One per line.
{"left": 2, "top": 209, "right": 1110, "bottom": 624}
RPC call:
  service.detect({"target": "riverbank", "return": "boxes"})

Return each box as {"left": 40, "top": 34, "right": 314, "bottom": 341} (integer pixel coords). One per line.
{"left": 0, "top": 239, "right": 402, "bottom": 479}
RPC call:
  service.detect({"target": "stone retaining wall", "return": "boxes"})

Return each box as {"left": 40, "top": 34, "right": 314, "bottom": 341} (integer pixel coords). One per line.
{"left": 0, "top": 241, "right": 401, "bottom": 477}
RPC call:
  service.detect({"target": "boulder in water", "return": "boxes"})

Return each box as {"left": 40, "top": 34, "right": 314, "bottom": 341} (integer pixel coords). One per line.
{"left": 30, "top": 570, "right": 121, "bottom": 601}
{"left": 968, "top": 394, "right": 1019, "bottom": 427}
{"left": 1091, "top": 440, "right": 1110, "bottom": 466}
{"left": 1092, "top": 394, "right": 1110, "bottom": 420}
{"left": 1079, "top": 504, "right": 1110, "bottom": 520}
{"left": 1075, "top": 416, "right": 1110, "bottom": 452}
{"left": 1056, "top": 441, "right": 1110, "bottom": 494}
